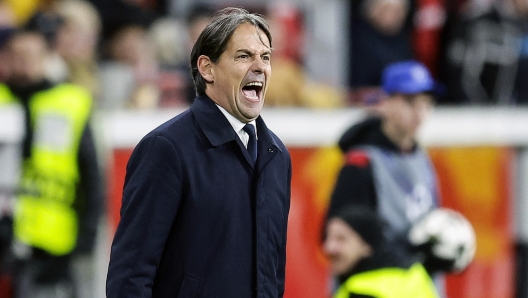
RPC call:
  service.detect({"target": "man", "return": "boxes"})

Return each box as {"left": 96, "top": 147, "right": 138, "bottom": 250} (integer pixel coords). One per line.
{"left": 323, "top": 206, "right": 439, "bottom": 298}
{"left": 106, "top": 7, "right": 292, "bottom": 298}
{"left": 326, "top": 60, "right": 444, "bottom": 285}
{"left": 0, "top": 29, "right": 103, "bottom": 298}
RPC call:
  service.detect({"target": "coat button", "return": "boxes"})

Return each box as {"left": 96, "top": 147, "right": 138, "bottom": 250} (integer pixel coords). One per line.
{"left": 268, "top": 148, "right": 274, "bottom": 153}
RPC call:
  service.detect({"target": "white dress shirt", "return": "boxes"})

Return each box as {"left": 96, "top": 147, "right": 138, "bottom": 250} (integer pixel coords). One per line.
{"left": 215, "top": 104, "right": 257, "bottom": 148}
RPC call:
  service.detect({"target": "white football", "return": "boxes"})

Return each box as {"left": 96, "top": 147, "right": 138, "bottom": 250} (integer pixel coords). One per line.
{"left": 408, "top": 208, "right": 476, "bottom": 273}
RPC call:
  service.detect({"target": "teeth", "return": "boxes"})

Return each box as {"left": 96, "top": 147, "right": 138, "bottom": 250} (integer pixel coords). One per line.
{"left": 245, "top": 82, "right": 263, "bottom": 87}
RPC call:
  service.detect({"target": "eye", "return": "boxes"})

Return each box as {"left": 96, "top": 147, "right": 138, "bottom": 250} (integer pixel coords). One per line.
{"left": 262, "top": 55, "right": 271, "bottom": 62}
{"left": 237, "top": 54, "right": 250, "bottom": 59}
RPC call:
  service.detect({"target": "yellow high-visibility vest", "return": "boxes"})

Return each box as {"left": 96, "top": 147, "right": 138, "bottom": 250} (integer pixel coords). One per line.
{"left": 335, "top": 263, "right": 439, "bottom": 298}
{"left": 0, "top": 85, "right": 14, "bottom": 104}
{"left": 0, "top": 83, "right": 92, "bottom": 256}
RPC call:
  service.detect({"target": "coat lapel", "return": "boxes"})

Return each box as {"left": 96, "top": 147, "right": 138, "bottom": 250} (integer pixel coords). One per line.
{"left": 255, "top": 117, "right": 282, "bottom": 171}
{"left": 191, "top": 95, "right": 259, "bottom": 167}
{"left": 191, "top": 95, "right": 237, "bottom": 147}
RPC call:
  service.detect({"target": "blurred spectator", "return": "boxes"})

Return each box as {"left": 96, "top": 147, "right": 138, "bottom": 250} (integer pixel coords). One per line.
{"left": 24, "top": 9, "right": 69, "bottom": 85}
{"left": 185, "top": 3, "right": 216, "bottom": 52}
{"left": 438, "top": 0, "right": 528, "bottom": 105}
{"left": 264, "top": 3, "right": 345, "bottom": 108}
{"left": 2, "top": 0, "right": 46, "bottom": 26}
{"left": 54, "top": 0, "right": 102, "bottom": 97}
{"left": 263, "top": 3, "right": 304, "bottom": 107}
{"left": 347, "top": 0, "right": 419, "bottom": 105}
{"left": 325, "top": 60, "right": 446, "bottom": 294}
{"left": 178, "top": 3, "right": 216, "bottom": 104}
{"left": 148, "top": 17, "right": 186, "bottom": 70}
{"left": 348, "top": 0, "right": 416, "bottom": 93}
{"left": 323, "top": 206, "right": 439, "bottom": 298}
{"left": 98, "top": 24, "right": 160, "bottom": 110}
{"left": 0, "top": 29, "right": 104, "bottom": 298}
{"left": 148, "top": 17, "right": 189, "bottom": 108}
{"left": 87, "top": 0, "right": 157, "bottom": 45}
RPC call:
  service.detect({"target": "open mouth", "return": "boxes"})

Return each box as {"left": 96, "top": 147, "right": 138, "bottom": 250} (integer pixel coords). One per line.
{"left": 242, "top": 81, "right": 263, "bottom": 101}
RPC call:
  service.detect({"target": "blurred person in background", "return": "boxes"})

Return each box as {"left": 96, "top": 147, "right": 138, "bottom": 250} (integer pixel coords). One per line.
{"left": 178, "top": 3, "right": 216, "bottom": 104}
{"left": 54, "top": 0, "right": 102, "bottom": 98}
{"left": 23, "top": 7, "right": 68, "bottom": 85}
{"left": 86, "top": 0, "right": 157, "bottom": 46}
{"left": 323, "top": 206, "right": 439, "bottom": 298}
{"left": 0, "top": 28, "right": 104, "bottom": 298}
{"left": 184, "top": 3, "right": 216, "bottom": 51}
{"left": 325, "top": 60, "right": 446, "bottom": 294}
{"left": 98, "top": 24, "right": 160, "bottom": 110}
{"left": 88, "top": 0, "right": 161, "bottom": 110}
{"left": 348, "top": 0, "right": 416, "bottom": 104}
{"left": 264, "top": 3, "right": 345, "bottom": 109}
{"left": 438, "top": 0, "right": 528, "bottom": 105}
{"left": 148, "top": 17, "right": 189, "bottom": 108}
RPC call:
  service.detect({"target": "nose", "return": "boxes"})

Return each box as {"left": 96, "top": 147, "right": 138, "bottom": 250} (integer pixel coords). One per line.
{"left": 323, "top": 238, "right": 337, "bottom": 256}
{"left": 251, "top": 55, "right": 268, "bottom": 73}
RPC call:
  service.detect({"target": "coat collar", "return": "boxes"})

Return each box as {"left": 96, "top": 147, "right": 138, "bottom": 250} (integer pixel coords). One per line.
{"left": 190, "top": 95, "right": 282, "bottom": 153}
{"left": 191, "top": 95, "right": 283, "bottom": 169}
{"left": 190, "top": 95, "right": 237, "bottom": 147}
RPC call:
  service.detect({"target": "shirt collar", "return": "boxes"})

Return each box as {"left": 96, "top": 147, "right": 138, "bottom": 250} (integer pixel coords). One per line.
{"left": 215, "top": 104, "right": 257, "bottom": 136}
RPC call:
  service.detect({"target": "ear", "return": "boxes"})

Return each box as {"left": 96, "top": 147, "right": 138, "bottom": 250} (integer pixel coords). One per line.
{"left": 197, "top": 55, "right": 214, "bottom": 83}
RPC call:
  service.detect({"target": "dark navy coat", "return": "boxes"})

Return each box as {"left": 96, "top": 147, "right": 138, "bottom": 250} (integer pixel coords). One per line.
{"left": 106, "top": 95, "right": 291, "bottom": 298}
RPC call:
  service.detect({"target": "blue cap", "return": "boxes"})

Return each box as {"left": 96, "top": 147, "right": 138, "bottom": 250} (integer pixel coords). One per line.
{"left": 382, "top": 60, "right": 444, "bottom": 96}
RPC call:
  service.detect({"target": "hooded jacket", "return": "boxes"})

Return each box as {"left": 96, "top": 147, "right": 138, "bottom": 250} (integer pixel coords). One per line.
{"left": 327, "top": 116, "right": 439, "bottom": 266}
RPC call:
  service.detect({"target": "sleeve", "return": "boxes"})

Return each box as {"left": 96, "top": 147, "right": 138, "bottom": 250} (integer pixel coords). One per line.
{"left": 75, "top": 122, "right": 104, "bottom": 255}
{"left": 106, "top": 135, "right": 183, "bottom": 298}
{"left": 326, "top": 149, "right": 377, "bottom": 219}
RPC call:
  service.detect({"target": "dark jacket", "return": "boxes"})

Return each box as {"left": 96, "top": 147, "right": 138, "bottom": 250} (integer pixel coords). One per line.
{"left": 348, "top": 0, "right": 415, "bottom": 88}
{"left": 106, "top": 95, "right": 292, "bottom": 298}
{"left": 327, "top": 116, "right": 440, "bottom": 274}
{"left": 327, "top": 117, "right": 408, "bottom": 217}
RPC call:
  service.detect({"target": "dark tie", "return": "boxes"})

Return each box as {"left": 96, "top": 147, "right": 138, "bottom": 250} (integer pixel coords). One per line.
{"left": 243, "top": 124, "right": 257, "bottom": 164}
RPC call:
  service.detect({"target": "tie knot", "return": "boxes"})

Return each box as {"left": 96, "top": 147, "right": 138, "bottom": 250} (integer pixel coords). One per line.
{"left": 243, "top": 124, "right": 256, "bottom": 138}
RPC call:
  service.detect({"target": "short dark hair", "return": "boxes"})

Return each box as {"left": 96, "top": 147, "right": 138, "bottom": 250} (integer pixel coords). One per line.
{"left": 190, "top": 7, "right": 272, "bottom": 96}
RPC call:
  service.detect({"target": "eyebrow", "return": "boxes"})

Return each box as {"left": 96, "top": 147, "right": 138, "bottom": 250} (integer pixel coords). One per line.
{"left": 235, "top": 49, "right": 272, "bottom": 56}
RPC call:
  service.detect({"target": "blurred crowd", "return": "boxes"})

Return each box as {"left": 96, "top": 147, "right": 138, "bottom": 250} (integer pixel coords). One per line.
{"left": 348, "top": 0, "right": 528, "bottom": 105}
{"left": 0, "top": 0, "right": 345, "bottom": 111}
{"left": 0, "top": 0, "right": 527, "bottom": 111}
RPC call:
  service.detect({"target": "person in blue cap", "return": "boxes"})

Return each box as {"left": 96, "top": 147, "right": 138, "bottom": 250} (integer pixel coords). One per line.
{"left": 325, "top": 60, "right": 446, "bottom": 295}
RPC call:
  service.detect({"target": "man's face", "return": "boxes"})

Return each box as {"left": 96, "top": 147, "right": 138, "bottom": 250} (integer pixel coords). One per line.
{"left": 383, "top": 93, "right": 434, "bottom": 139}
{"left": 323, "top": 218, "right": 372, "bottom": 276}
{"left": 6, "top": 33, "right": 48, "bottom": 87}
{"left": 206, "top": 22, "right": 271, "bottom": 122}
